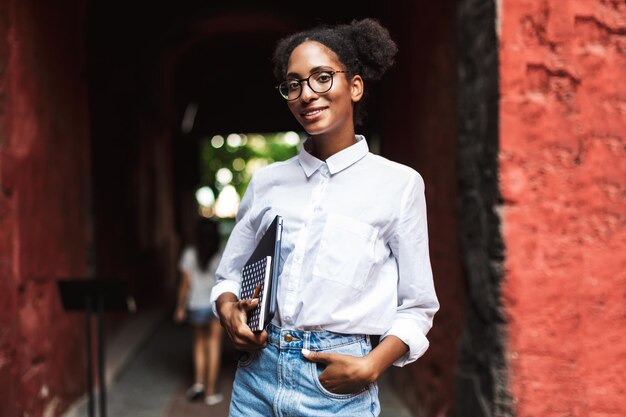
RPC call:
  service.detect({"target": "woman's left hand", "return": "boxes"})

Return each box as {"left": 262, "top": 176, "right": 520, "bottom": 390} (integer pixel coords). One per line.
{"left": 302, "top": 349, "right": 378, "bottom": 395}
{"left": 173, "top": 307, "right": 186, "bottom": 323}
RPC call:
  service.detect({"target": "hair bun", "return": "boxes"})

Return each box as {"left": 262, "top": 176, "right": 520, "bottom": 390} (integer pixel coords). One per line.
{"left": 346, "top": 18, "right": 398, "bottom": 81}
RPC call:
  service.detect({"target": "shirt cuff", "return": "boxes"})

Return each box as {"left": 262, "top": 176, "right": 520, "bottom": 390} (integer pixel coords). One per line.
{"left": 210, "top": 280, "right": 241, "bottom": 319}
{"left": 381, "top": 318, "right": 430, "bottom": 367}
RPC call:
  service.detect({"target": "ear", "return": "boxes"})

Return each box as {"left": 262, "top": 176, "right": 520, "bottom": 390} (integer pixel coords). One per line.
{"left": 350, "top": 75, "right": 364, "bottom": 103}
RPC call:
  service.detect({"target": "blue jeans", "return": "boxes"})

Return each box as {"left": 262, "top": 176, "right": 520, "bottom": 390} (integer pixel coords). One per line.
{"left": 229, "top": 324, "right": 380, "bottom": 417}
{"left": 187, "top": 306, "right": 217, "bottom": 326}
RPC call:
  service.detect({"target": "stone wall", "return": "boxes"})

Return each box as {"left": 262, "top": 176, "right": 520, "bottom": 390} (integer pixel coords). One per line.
{"left": 456, "top": 0, "right": 513, "bottom": 416}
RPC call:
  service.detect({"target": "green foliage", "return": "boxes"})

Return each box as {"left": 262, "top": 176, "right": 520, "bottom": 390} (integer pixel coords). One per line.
{"left": 199, "top": 132, "right": 300, "bottom": 199}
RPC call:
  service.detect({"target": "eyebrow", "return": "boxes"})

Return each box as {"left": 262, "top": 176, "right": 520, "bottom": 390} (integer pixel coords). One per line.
{"left": 286, "top": 65, "right": 335, "bottom": 79}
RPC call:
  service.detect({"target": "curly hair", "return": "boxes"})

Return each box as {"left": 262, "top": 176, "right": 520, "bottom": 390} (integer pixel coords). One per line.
{"left": 272, "top": 18, "right": 398, "bottom": 126}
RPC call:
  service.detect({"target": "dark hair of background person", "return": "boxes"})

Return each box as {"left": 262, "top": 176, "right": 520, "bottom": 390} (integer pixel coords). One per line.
{"left": 272, "top": 18, "right": 398, "bottom": 126}
{"left": 194, "top": 218, "right": 221, "bottom": 272}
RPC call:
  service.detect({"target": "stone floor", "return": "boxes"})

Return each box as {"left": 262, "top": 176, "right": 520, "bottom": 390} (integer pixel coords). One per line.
{"left": 64, "top": 315, "right": 413, "bottom": 417}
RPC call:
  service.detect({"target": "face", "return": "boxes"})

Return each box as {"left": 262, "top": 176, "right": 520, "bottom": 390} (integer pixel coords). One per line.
{"left": 285, "top": 41, "right": 363, "bottom": 137}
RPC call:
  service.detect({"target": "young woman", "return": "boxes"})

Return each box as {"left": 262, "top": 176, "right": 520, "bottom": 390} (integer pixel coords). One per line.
{"left": 175, "top": 218, "right": 224, "bottom": 406}
{"left": 211, "top": 18, "right": 439, "bottom": 416}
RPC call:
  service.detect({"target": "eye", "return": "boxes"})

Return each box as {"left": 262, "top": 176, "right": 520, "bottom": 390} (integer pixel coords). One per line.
{"left": 315, "top": 73, "right": 332, "bottom": 83}
{"left": 288, "top": 80, "right": 301, "bottom": 90}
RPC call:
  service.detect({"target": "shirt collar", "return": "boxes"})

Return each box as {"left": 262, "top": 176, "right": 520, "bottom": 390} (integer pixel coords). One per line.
{"left": 297, "top": 135, "right": 369, "bottom": 178}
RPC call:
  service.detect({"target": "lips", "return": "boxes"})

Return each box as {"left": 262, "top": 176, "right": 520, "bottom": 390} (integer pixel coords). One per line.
{"left": 300, "top": 106, "right": 328, "bottom": 121}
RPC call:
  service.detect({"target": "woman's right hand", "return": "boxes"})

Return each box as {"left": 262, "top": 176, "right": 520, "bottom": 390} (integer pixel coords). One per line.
{"left": 216, "top": 292, "right": 268, "bottom": 351}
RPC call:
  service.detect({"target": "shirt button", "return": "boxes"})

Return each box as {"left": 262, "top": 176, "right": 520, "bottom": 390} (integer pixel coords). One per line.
{"left": 284, "top": 334, "right": 293, "bottom": 342}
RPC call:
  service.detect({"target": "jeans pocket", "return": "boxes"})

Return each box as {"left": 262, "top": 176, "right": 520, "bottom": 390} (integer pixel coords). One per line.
{"left": 310, "top": 363, "right": 369, "bottom": 400}
{"left": 308, "top": 340, "right": 371, "bottom": 400}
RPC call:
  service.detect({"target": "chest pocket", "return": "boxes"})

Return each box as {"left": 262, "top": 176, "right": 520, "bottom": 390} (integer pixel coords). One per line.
{"left": 312, "top": 213, "right": 378, "bottom": 290}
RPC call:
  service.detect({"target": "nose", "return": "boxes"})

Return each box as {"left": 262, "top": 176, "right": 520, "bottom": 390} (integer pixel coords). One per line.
{"left": 300, "top": 81, "right": 319, "bottom": 102}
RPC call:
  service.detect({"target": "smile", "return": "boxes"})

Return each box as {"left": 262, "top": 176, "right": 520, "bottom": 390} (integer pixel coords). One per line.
{"left": 301, "top": 107, "right": 327, "bottom": 120}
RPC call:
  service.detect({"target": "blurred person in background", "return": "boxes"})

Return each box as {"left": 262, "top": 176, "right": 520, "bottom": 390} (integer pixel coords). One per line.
{"left": 174, "top": 217, "right": 224, "bottom": 406}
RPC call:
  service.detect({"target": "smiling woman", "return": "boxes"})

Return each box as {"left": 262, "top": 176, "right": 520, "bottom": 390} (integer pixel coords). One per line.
{"left": 211, "top": 19, "right": 439, "bottom": 417}
{"left": 283, "top": 42, "right": 360, "bottom": 151}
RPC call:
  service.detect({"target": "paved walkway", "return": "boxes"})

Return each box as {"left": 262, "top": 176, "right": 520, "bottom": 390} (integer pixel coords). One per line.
{"left": 65, "top": 316, "right": 412, "bottom": 417}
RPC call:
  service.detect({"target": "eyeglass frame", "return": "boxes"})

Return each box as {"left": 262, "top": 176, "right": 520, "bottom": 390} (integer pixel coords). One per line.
{"left": 276, "top": 70, "right": 349, "bottom": 101}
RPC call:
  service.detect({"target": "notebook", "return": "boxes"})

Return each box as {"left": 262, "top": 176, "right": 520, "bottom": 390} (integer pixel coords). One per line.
{"left": 240, "top": 257, "right": 272, "bottom": 331}
{"left": 239, "top": 215, "right": 283, "bottom": 332}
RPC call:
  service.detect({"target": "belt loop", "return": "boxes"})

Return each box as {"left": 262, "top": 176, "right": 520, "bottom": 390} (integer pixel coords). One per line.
{"left": 280, "top": 328, "right": 286, "bottom": 349}
{"left": 303, "top": 331, "right": 310, "bottom": 350}
{"left": 269, "top": 324, "right": 276, "bottom": 346}
{"left": 272, "top": 325, "right": 279, "bottom": 347}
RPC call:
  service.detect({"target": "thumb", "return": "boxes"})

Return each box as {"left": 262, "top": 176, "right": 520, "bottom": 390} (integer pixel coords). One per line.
{"left": 302, "top": 349, "right": 332, "bottom": 364}
{"left": 240, "top": 297, "right": 259, "bottom": 312}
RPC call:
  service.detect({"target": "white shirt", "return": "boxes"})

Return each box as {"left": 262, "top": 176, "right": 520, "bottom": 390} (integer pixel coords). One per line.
{"left": 210, "top": 135, "right": 439, "bottom": 367}
{"left": 179, "top": 247, "right": 220, "bottom": 310}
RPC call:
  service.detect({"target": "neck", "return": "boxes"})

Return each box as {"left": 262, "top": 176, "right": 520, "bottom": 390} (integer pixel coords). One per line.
{"left": 309, "top": 127, "right": 356, "bottom": 161}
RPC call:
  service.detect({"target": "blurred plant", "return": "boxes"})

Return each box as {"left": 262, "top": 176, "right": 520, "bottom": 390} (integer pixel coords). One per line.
{"left": 198, "top": 132, "right": 301, "bottom": 217}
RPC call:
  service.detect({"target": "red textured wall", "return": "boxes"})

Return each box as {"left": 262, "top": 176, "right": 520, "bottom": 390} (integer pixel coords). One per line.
{"left": 0, "top": 0, "right": 91, "bottom": 416}
{"left": 499, "top": 1, "right": 626, "bottom": 415}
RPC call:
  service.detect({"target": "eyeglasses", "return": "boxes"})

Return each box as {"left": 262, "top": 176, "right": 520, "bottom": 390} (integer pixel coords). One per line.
{"left": 277, "top": 70, "right": 348, "bottom": 101}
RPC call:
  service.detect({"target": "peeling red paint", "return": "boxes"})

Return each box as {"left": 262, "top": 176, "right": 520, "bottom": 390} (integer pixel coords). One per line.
{"left": 500, "top": 0, "right": 626, "bottom": 416}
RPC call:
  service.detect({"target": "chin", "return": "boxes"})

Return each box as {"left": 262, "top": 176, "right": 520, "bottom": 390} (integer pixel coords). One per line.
{"left": 302, "top": 126, "right": 323, "bottom": 136}
{"left": 299, "top": 121, "right": 331, "bottom": 136}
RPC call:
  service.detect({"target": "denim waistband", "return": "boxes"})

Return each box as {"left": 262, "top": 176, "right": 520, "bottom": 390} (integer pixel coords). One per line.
{"left": 267, "top": 323, "right": 368, "bottom": 351}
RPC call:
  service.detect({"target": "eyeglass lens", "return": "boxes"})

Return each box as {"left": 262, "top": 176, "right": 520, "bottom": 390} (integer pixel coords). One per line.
{"left": 279, "top": 71, "right": 334, "bottom": 100}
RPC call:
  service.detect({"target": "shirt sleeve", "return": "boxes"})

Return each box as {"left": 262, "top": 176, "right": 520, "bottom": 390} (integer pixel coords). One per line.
{"left": 382, "top": 173, "right": 439, "bottom": 367}
{"left": 209, "top": 175, "right": 259, "bottom": 317}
